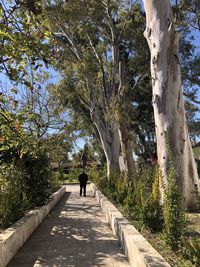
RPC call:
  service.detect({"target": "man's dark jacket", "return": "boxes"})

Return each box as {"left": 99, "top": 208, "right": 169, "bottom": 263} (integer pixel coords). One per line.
{"left": 79, "top": 173, "right": 88, "bottom": 185}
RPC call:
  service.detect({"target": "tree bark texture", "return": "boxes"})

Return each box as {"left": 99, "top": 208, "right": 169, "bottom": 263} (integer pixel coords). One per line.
{"left": 92, "top": 106, "right": 120, "bottom": 178}
{"left": 143, "top": 0, "right": 199, "bottom": 209}
{"left": 118, "top": 119, "right": 136, "bottom": 179}
{"left": 117, "top": 51, "right": 136, "bottom": 179}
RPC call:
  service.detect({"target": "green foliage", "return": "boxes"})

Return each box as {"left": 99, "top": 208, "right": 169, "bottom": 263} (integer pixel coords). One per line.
{"left": 50, "top": 172, "right": 61, "bottom": 191}
{"left": 184, "top": 239, "right": 200, "bottom": 266}
{"left": 139, "top": 168, "right": 163, "bottom": 233}
{"left": 130, "top": 166, "right": 163, "bottom": 232}
{"left": 0, "top": 94, "right": 55, "bottom": 229}
{"left": 52, "top": 171, "right": 67, "bottom": 182}
{"left": 0, "top": 164, "right": 28, "bottom": 228}
{"left": 94, "top": 165, "right": 163, "bottom": 233}
{"left": 123, "top": 181, "right": 135, "bottom": 212}
{"left": 61, "top": 168, "right": 81, "bottom": 182}
{"left": 194, "top": 185, "right": 200, "bottom": 210}
{"left": 88, "top": 167, "right": 103, "bottom": 182}
{"left": 0, "top": 146, "right": 53, "bottom": 229}
{"left": 92, "top": 171, "right": 127, "bottom": 204}
{"left": 163, "top": 135, "right": 186, "bottom": 250}
{"left": 139, "top": 195, "right": 163, "bottom": 233}
{"left": 124, "top": 166, "right": 153, "bottom": 218}
{"left": 20, "top": 151, "right": 52, "bottom": 207}
{"left": 0, "top": 1, "right": 52, "bottom": 84}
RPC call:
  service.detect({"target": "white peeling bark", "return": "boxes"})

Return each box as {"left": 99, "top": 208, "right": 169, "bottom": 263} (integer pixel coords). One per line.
{"left": 89, "top": 82, "right": 120, "bottom": 179}
{"left": 143, "top": 0, "right": 199, "bottom": 209}
{"left": 93, "top": 113, "right": 120, "bottom": 178}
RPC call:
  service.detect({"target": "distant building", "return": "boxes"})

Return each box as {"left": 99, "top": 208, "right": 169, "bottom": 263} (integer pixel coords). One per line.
{"left": 51, "top": 159, "right": 101, "bottom": 173}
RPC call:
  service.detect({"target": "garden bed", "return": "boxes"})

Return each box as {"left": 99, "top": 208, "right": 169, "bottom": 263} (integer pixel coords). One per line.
{"left": 133, "top": 212, "right": 200, "bottom": 267}
{"left": 0, "top": 186, "right": 66, "bottom": 267}
{"left": 91, "top": 183, "right": 171, "bottom": 267}
{"left": 91, "top": 179, "right": 200, "bottom": 267}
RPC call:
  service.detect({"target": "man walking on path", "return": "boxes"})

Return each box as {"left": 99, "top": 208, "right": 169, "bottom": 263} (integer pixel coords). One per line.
{"left": 78, "top": 171, "right": 88, "bottom": 197}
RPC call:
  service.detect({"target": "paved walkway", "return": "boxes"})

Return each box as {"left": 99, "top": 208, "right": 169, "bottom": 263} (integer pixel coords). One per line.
{"left": 7, "top": 185, "right": 130, "bottom": 267}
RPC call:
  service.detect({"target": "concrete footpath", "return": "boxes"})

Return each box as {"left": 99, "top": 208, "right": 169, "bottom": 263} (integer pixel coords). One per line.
{"left": 7, "top": 184, "right": 130, "bottom": 267}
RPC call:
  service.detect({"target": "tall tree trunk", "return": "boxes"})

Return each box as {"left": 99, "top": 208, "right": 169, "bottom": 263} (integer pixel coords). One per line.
{"left": 117, "top": 59, "right": 136, "bottom": 179}
{"left": 85, "top": 74, "right": 121, "bottom": 178}
{"left": 104, "top": 126, "right": 120, "bottom": 178}
{"left": 91, "top": 101, "right": 120, "bottom": 179}
{"left": 118, "top": 120, "right": 136, "bottom": 179}
{"left": 104, "top": 2, "right": 137, "bottom": 180}
{"left": 143, "top": 0, "right": 199, "bottom": 209}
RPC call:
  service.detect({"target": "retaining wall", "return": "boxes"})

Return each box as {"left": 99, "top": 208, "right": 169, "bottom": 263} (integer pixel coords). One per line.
{"left": 0, "top": 186, "right": 66, "bottom": 267}
{"left": 91, "top": 183, "right": 171, "bottom": 267}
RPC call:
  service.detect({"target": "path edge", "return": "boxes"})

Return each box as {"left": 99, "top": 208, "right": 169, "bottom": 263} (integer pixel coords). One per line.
{"left": 0, "top": 186, "right": 66, "bottom": 267}
{"left": 91, "top": 183, "right": 171, "bottom": 267}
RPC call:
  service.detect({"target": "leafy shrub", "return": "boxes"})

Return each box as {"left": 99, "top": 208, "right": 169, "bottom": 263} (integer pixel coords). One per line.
{"left": 0, "top": 146, "right": 54, "bottom": 229}
{"left": 124, "top": 182, "right": 135, "bottom": 214}
{"left": 21, "top": 151, "right": 52, "bottom": 207}
{"left": 0, "top": 164, "right": 28, "bottom": 228}
{"left": 64, "top": 167, "right": 83, "bottom": 182}
{"left": 88, "top": 168, "right": 101, "bottom": 182}
{"left": 147, "top": 167, "right": 164, "bottom": 232}
{"left": 194, "top": 185, "right": 200, "bottom": 210}
{"left": 140, "top": 195, "right": 163, "bottom": 232}
{"left": 125, "top": 166, "right": 153, "bottom": 217}
{"left": 163, "top": 138, "right": 186, "bottom": 250}
{"left": 0, "top": 92, "right": 58, "bottom": 229}
{"left": 131, "top": 166, "right": 163, "bottom": 232}
{"left": 92, "top": 166, "right": 163, "bottom": 232}
{"left": 51, "top": 172, "right": 61, "bottom": 192}
{"left": 184, "top": 239, "right": 200, "bottom": 266}
{"left": 93, "top": 171, "right": 124, "bottom": 203}
{"left": 97, "top": 167, "right": 163, "bottom": 232}
{"left": 93, "top": 165, "right": 164, "bottom": 233}
{"left": 131, "top": 178, "right": 147, "bottom": 219}
{"left": 115, "top": 174, "right": 128, "bottom": 203}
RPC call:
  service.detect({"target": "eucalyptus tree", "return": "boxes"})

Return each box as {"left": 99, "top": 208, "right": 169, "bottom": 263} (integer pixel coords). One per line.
{"left": 142, "top": 0, "right": 199, "bottom": 209}
{"left": 42, "top": 0, "right": 148, "bottom": 178}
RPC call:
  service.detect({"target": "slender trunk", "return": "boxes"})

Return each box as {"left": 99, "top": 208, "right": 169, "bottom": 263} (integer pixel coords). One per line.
{"left": 117, "top": 59, "right": 136, "bottom": 179}
{"left": 143, "top": 0, "right": 199, "bottom": 209}
{"left": 92, "top": 106, "right": 120, "bottom": 179}
{"left": 105, "top": 130, "right": 121, "bottom": 178}
{"left": 118, "top": 119, "right": 136, "bottom": 179}
{"left": 97, "top": 122, "right": 120, "bottom": 178}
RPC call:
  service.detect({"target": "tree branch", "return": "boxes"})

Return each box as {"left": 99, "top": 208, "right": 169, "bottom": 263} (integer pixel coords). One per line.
{"left": 184, "top": 92, "right": 200, "bottom": 105}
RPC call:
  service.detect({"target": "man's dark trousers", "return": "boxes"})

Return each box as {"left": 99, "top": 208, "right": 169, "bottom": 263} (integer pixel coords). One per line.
{"left": 80, "top": 183, "right": 86, "bottom": 197}
{"left": 79, "top": 172, "right": 88, "bottom": 197}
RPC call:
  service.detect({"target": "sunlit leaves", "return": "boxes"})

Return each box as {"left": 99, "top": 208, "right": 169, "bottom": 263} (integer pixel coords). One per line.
{"left": 0, "top": 0, "right": 52, "bottom": 85}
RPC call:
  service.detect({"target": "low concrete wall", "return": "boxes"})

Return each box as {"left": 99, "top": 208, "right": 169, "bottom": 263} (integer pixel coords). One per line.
{"left": 91, "top": 183, "right": 171, "bottom": 267}
{"left": 0, "top": 186, "right": 66, "bottom": 267}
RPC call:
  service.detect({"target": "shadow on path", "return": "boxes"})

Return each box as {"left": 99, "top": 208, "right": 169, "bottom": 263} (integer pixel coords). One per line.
{"left": 7, "top": 190, "right": 130, "bottom": 267}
